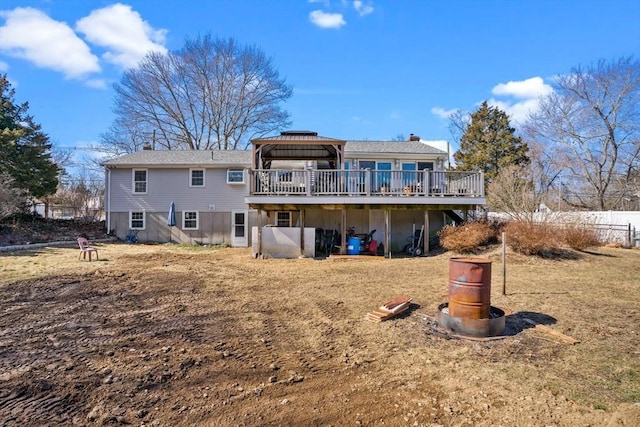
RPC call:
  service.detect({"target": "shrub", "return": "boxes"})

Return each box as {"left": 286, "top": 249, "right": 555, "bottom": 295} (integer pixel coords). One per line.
{"left": 503, "top": 221, "right": 562, "bottom": 256}
{"left": 438, "top": 221, "right": 496, "bottom": 253}
{"left": 562, "top": 224, "right": 601, "bottom": 250}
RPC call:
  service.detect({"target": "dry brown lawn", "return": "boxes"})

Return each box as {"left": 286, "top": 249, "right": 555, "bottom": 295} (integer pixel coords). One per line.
{"left": 1, "top": 243, "right": 639, "bottom": 426}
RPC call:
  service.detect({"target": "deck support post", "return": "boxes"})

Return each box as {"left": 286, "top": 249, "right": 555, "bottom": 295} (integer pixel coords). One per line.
{"left": 299, "top": 209, "right": 305, "bottom": 257}
{"left": 384, "top": 209, "right": 391, "bottom": 258}
{"left": 257, "top": 209, "right": 263, "bottom": 258}
{"left": 423, "top": 210, "right": 429, "bottom": 254}
{"left": 341, "top": 209, "right": 347, "bottom": 254}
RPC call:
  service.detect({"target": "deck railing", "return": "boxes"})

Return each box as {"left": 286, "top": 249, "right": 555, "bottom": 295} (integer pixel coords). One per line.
{"left": 250, "top": 169, "right": 484, "bottom": 197}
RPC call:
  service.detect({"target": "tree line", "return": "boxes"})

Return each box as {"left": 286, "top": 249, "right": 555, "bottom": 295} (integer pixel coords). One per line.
{"left": 0, "top": 75, "right": 59, "bottom": 219}
{"left": 0, "top": 34, "right": 293, "bottom": 221}
{"left": 1, "top": 31, "right": 637, "bottom": 221}
{"left": 451, "top": 56, "right": 639, "bottom": 213}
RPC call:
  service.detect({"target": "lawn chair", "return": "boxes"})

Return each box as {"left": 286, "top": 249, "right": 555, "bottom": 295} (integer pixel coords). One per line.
{"left": 77, "top": 237, "right": 99, "bottom": 261}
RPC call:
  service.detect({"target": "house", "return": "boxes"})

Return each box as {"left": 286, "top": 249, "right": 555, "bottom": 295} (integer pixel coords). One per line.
{"left": 103, "top": 131, "right": 485, "bottom": 257}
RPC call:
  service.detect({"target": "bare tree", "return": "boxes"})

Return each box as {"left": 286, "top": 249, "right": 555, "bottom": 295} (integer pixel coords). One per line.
{"left": 487, "top": 165, "right": 542, "bottom": 222}
{"left": 48, "top": 173, "right": 104, "bottom": 220}
{"left": 95, "top": 116, "right": 151, "bottom": 158}
{"left": 0, "top": 172, "right": 27, "bottom": 220}
{"left": 447, "top": 109, "right": 471, "bottom": 153}
{"left": 104, "top": 34, "right": 292, "bottom": 152}
{"left": 524, "top": 56, "right": 640, "bottom": 210}
{"left": 526, "top": 140, "right": 567, "bottom": 209}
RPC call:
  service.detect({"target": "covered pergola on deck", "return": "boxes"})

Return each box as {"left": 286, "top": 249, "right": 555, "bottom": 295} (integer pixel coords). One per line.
{"left": 246, "top": 131, "right": 484, "bottom": 258}
{"left": 252, "top": 130, "right": 347, "bottom": 170}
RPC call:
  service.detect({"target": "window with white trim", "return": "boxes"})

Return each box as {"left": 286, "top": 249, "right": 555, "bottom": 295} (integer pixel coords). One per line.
{"left": 129, "top": 211, "right": 145, "bottom": 229}
{"left": 189, "top": 169, "right": 205, "bottom": 187}
{"left": 183, "top": 211, "right": 199, "bottom": 230}
{"left": 132, "top": 169, "right": 148, "bottom": 194}
{"left": 276, "top": 211, "right": 291, "bottom": 227}
{"left": 227, "top": 169, "right": 245, "bottom": 184}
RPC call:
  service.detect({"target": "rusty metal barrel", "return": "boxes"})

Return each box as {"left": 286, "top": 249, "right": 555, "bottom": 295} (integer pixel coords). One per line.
{"left": 448, "top": 257, "right": 492, "bottom": 319}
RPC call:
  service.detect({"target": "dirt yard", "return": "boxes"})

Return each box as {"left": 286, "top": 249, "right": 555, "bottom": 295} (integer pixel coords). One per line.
{"left": 1, "top": 243, "right": 639, "bottom": 426}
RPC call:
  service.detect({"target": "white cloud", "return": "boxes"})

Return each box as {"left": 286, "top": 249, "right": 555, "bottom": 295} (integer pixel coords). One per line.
{"left": 353, "top": 1, "right": 374, "bottom": 16}
{"left": 431, "top": 77, "right": 553, "bottom": 125}
{"left": 487, "top": 97, "right": 543, "bottom": 124}
{"left": 489, "top": 76, "right": 553, "bottom": 123}
{"left": 0, "top": 60, "right": 8, "bottom": 71}
{"left": 76, "top": 3, "right": 168, "bottom": 69}
{"left": 0, "top": 7, "right": 100, "bottom": 79}
{"left": 430, "top": 106, "right": 457, "bottom": 119}
{"left": 492, "top": 76, "right": 552, "bottom": 99}
{"left": 309, "top": 10, "right": 346, "bottom": 29}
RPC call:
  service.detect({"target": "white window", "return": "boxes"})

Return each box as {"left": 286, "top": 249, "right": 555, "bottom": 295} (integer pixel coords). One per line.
{"left": 132, "top": 169, "right": 148, "bottom": 194}
{"left": 276, "top": 211, "right": 291, "bottom": 227}
{"left": 190, "top": 169, "right": 205, "bottom": 187}
{"left": 183, "top": 211, "right": 199, "bottom": 230}
{"left": 129, "top": 211, "right": 146, "bottom": 229}
{"left": 227, "top": 169, "right": 245, "bottom": 184}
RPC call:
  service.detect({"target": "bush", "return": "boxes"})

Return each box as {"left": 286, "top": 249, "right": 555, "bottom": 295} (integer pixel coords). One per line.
{"left": 503, "top": 221, "right": 562, "bottom": 256}
{"left": 438, "top": 221, "right": 496, "bottom": 253}
{"left": 562, "top": 224, "right": 601, "bottom": 250}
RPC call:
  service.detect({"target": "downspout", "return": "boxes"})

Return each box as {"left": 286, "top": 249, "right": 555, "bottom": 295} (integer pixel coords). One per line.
{"left": 106, "top": 167, "right": 111, "bottom": 234}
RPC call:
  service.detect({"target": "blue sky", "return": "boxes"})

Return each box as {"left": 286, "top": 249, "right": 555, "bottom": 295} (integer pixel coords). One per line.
{"left": 1, "top": 0, "right": 639, "bottom": 170}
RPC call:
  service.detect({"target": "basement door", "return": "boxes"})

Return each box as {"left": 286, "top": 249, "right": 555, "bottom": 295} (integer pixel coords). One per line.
{"left": 231, "top": 209, "right": 248, "bottom": 247}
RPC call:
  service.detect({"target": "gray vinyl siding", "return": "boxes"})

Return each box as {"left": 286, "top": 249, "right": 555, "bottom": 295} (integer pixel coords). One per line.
{"left": 109, "top": 167, "right": 248, "bottom": 212}
{"left": 109, "top": 211, "right": 238, "bottom": 245}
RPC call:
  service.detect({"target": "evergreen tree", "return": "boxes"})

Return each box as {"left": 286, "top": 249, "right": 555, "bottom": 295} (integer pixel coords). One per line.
{"left": 0, "top": 75, "right": 59, "bottom": 202}
{"left": 453, "top": 101, "right": 529, "bottom": 185}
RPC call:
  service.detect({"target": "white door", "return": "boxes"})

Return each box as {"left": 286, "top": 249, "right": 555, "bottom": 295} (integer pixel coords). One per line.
{"left": 231, "top": 210, "right": 248, "bottom": 247}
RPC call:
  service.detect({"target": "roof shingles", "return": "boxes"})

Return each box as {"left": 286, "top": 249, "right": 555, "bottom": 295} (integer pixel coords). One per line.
{"left": 103, "top": 150, "right": 252, "bottom": 167}
{"left": 103, "top": 140, "right": 446, "bottom": 167}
